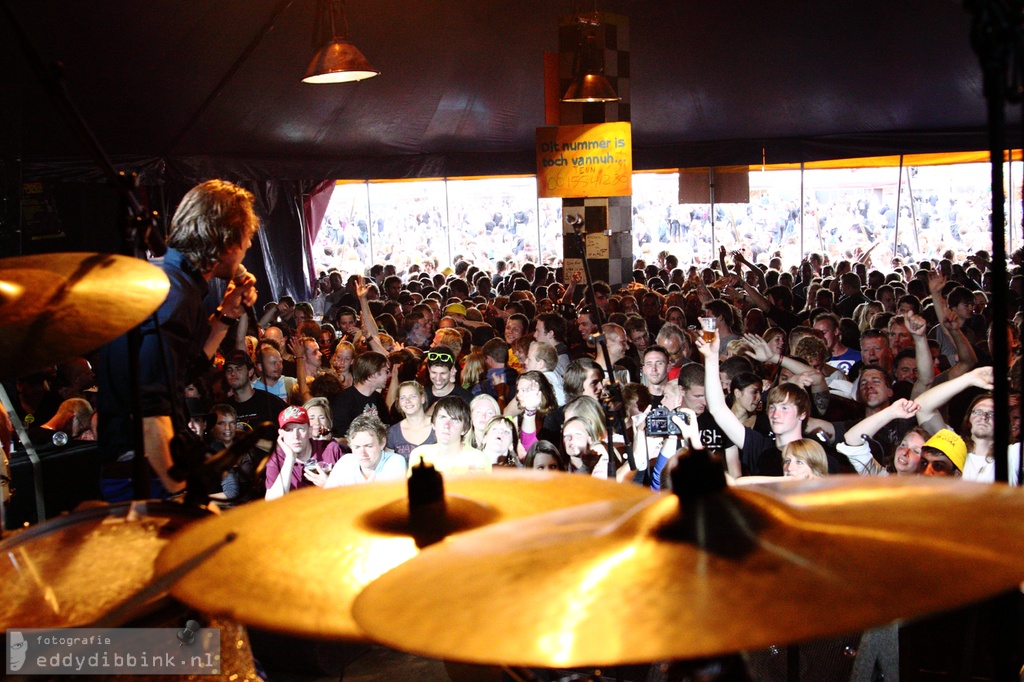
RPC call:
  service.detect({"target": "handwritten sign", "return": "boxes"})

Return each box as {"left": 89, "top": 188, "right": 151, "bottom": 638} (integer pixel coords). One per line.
{"left": 536, "top": 123, "right": 632, "bottom": 199}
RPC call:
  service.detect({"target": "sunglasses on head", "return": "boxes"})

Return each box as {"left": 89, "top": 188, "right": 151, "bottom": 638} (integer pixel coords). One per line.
{"left": 427, "top": 350, "right": 455, "bottom": 364}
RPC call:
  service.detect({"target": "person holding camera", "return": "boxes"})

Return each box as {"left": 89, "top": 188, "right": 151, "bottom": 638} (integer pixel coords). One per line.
{"left": 632, "top": 404, "right": 703, "bottom": 491}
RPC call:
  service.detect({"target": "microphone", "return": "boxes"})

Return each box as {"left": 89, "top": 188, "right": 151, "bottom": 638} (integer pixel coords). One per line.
{"left": 232, "top": 264, "right": 258, "bottom": 324}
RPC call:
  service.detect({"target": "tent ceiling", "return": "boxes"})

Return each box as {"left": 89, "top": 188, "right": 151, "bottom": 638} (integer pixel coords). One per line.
{"left": 0, "top": 0, "right": 1013, "bottom": 181}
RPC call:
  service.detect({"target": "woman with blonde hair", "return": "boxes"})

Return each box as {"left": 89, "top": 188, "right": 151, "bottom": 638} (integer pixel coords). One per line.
{"left": 386, "top": 380, "right": 435, "bottom": 461}
{"left": 481, "top": 416, "right": 520, "bottom": 467}
{"left": 331, "top": 340, "right": 355, "bottom": 389}
{"left": 561, "top": 415, "right": 611, "bottom": 479}
{"left": 302, "top": 397, "right": 334, "bottom": 441}
{"left": 460, "top": 349, "right": 488, "bottom": 392}
{"left": 728, "top": 438, "right": 828, "bottom": 485}
{"left": 781, "top": 438, "right": 829, "bottom": 479}
{"left": 465, "top": 394, "right": 501, "bottom": 450}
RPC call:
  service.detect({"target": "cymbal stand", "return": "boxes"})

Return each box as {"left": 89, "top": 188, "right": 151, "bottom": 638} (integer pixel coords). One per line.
{"left": 564, "top": 213, "right": 636, "bottom": 478}
{"left": 0, "top": 385, "right": 45, "bottom": 531}
{"left": 963, "top": 1, "right": 1024, "bottom": 680}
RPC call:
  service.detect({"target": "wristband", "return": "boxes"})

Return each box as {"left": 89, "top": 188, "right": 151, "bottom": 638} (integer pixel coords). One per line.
{"left": 215, "top": 307, "right": 239, "bottom": 325}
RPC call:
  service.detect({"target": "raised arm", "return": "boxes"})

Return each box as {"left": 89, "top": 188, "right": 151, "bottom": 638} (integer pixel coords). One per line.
{"left": 906, "top": 313, "right": 935, "bottom": 397}
{"left": 355, "top": 276, "right": 389, "bottom": 356}
{"left": 288, "top": 336, "right": 313, "bottom": 404}
{"left": 385, "top": 364, "right": 401, "bottom": 410}
{"left": 942, "top": 311, "right": 978, "bottom": 380}
{"left": 696, "top": 331, "right": 747, "bottom": 448}
{"left": 844, "top": 399, "right": 921, "bottom": 445}
{"left": 915, "top": 366, "right": 993, "bottom": 433}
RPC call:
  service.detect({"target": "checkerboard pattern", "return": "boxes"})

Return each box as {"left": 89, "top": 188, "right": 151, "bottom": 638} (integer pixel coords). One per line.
{"left": 558, "top": 13, "right": 632, "bottom": 291}
{"left": 557, "top": 12, "right": 631, "bottom": 125}
{"left": 562, "top": 195, "right": 633, "bottom": 289}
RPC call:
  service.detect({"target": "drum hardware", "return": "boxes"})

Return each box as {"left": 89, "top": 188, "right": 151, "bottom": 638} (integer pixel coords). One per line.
{"left": 352, "top": 468, "right": 1024, "bottom": 670}
{"left": 157, "top": 469, "right": 655, "bottom": 640}
{"left": 0, "top": 383, "right": 47, "bottom": 529}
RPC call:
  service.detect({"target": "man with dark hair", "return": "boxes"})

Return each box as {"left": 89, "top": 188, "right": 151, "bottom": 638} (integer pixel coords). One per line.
{"left": 836, "top": 272, "right": 868, "bottom": 319}
{"left": 224, "top": 350, "right": 288, "bottom": 436}
{"left": 481, "top": 338, "right": 518, "bottom": 399}
{"left": 276, "top": 295, "right": 297, "bottom": 332}
{"left": 505, "top": 313, "right": 529, "bottom": 346}
{"left": 589, "top": 281, "right": 611, "bottom": 314}
{"left": 330, "top": 351, "right": 392, "bottom": 438}
{"left": 876, "top": 284, "right": 897, "bottom": 314}
{"left": 624, "top": 316, "right": 651, "bottom": 354}
{"left": 534, "top": 312, "right": 570, "bottom": 375}
{"left": 293, "top": 302, "right": 315, "bottom": 329}
{"left": 423, "top": 348, "right": 473, "bottom": 411}
{"left": 98, "top": 180, "right": 259, "bottom": 499}
{"left": 402, "top": 310, "right": 433, "bottom": 350}
{"left": 383, "top": 275, "right": 403, "bottom": 302}
{"left": 641, "top": 346, "right": 672, "bottom": 408}
{"left": 409, "top": 395, "right": 488, "bottom": 475}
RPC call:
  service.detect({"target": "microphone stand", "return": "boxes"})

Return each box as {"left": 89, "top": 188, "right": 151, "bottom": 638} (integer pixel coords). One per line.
{"left": 957, "top": 3, "right": 1021, "bottom": 680}
{"left": 564, "top": 214, "right": 636, "bottom": 479}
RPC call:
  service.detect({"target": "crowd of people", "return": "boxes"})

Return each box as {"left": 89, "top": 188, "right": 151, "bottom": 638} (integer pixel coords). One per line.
{"left": 310, "top": 166, "right": 1008, "bottom": 284}
{"left": 3, "top": 178, "right": 1022, "bottom": 516}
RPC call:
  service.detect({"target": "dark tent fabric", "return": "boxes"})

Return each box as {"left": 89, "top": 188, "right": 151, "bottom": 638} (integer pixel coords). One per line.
{"left": 2, "top": 0, "right": 1016, "bottom": 178}
{"left": 1, "top": 0, "right": 1020, "bottom": 297}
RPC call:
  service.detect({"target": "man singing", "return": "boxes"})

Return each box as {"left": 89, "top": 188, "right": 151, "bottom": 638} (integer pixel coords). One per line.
{"left": 98, "top": 180, "right": 259, "bottom": 499}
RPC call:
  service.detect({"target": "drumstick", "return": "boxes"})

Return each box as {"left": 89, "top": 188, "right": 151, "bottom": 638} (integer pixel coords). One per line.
{"left": 90, "top": 532, "right": 236, "bottom": 628}
{"left": 14, "top": 546, "right": 61, "bottom": 616}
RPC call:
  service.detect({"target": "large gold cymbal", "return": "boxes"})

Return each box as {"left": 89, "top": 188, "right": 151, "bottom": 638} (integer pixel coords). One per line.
{"left": 156, "top": 470, "right": 655, "bottom": 640}
{"left": 352, "top": 476, "right": 1024, "bottom": 667}
{"left": 0, "top": 253, "right": 170, "bottom": 379}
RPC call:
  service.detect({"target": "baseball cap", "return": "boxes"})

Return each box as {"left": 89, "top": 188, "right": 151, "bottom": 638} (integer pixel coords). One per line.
{"left": 223, "top": 349, "right": 253, "bottom": 368}
{"left": 278, "top": 406, "right": 309, "bottom": 429}
{"left": 923, "top": 429, "right": 967, "bottom": 471}
{"left": 444, "top": 303, "right": 468, "bottom": 317}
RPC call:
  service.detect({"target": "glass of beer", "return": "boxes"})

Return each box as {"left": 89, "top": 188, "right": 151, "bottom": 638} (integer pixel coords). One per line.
{"left": 699, "top": 317, "right": 717, "bottom": 343}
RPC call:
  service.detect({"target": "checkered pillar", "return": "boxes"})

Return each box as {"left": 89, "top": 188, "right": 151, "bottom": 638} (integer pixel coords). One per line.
{"left": 559, "top": 12, "right": 632, "bottom": 291}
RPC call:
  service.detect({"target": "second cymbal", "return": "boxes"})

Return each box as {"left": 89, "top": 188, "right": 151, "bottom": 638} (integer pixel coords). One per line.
{"left": 352, "top": 476, "right": 1024, "bottom": 667}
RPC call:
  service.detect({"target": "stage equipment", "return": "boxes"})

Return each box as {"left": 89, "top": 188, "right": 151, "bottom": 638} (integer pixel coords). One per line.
{"left": 353, "top": 474, "right": 1024, "bottom": 668}
{"left": 156, "top": 469, "right": 654, "bottom": 640}
{"left": 0, "top": 253, "right": 169, "bottom": 381}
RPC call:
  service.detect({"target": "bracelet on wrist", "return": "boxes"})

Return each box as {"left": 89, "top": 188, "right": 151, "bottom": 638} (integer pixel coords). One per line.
{"left": 215, "top": 307, "right": 239, "bottom": 325}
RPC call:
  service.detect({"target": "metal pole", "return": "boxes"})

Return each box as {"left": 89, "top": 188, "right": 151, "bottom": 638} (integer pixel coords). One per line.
{"left": 894, "top": 156, "right": 903, "bottom": 258}
{"left": 800, "top": 162, "right": 805, "bottom": 260}
{"left": 0, "top": 385, "right": 45, "bottom": 526}
{"left": 444, "top": 179, "right": 453, "bottom": 269}
{"left": 365, "top": 181, "right": 374, "bottom": 270}
{"left": 710, "top": 168, "right": 716, "bottom": 267}
{"left": 905, "top": 160, "right": 921, "bottom": 256}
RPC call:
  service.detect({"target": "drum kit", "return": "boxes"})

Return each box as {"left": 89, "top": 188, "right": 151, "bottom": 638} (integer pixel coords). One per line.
{"left": 2, "top": 254, "right": 1024, "bottom": 681}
